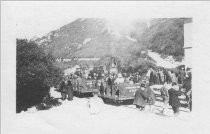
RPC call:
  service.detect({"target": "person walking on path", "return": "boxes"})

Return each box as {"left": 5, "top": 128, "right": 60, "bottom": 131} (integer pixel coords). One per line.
{"left": 133, "top": 84, "right": 147, "bottom": 111}
{"left": 133, "top": 83, "right": 156, "bottom": 111}
{"left": 157, "top": 70, "right": 161, "bottom": 85}
{"left": 160, "top": 82, "right": 171, "bottom": 113}
{"left": 168, "top": 82, "right": 182, "bottom": 116}
{"left": 99, "top": 79, "right": 106, "bottom": 96}
{"left": 106, "top": 75, "right": 112, "bottom": 96}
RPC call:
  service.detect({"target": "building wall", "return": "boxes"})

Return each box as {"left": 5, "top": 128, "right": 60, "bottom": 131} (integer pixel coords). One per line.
{"left": 185, "top": 48, "right": 192, "bottom": 68}
{"left": 184, "top": 22, "right": 192, "bottom": 48}
{"left": 184, "top": 21, "right": 192, "bottom": 68}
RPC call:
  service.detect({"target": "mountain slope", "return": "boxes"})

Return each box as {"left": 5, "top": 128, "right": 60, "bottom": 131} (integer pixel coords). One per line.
{"left": 35, "top": 18, "right": 140, "bottom": 59}
{"left": 34, "top": 18, "right": 186, "bottom": 70}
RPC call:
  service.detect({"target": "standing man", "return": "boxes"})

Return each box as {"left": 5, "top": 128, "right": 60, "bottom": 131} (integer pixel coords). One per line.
{"left": 99, "top": 79, "right": 106, "bottom": 96}
{"left": 160, "top": 69, "right": 165, "bottom": 84}
{"left": 149, "top": 69, "right": 154, "bottom": 86}
{"left": 183, "top": 74, "right": 192, "bottom": 111}
{"left": 59, "top": 80, "right": 67, "bottom": 100}
{"left": 168, "top": 82, "right": 182, "bottom": 116}
{"left": 66, "top": 80, "right": 74, "bottom": 101}
{"left": 157, "top": 70, "right": 161, "bottom": 84}
{"left": 106, "top": 75, "right": 112, "bottom": 96}
{"left": 133, "top": 83, "right": 147, "bottom": 111}
{"left": 76, "top": 76, "right": 82, "bottom": 91}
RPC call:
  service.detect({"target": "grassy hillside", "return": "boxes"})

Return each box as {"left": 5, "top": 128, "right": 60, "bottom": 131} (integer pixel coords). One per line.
{"left": 139, "top": 18, "right": 185, "bottom": 61}
{"left": 36, "top": 18, "right": 140, "bottom": 59}
{"left": 35, "top": 18, "right": 186, "bottom": 71}
{"left": 35, "top": 18, "right": 146, "bottom": 69}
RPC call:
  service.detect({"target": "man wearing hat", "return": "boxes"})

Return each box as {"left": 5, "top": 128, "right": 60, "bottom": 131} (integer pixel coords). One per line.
{"left": 133, "top": 82, "right": 155, "bottom": 111}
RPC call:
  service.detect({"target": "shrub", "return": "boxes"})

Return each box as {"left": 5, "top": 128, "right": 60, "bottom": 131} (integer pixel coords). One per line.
{"left": 36, "top": 96, "right": 61, "bottom": 111}
{"left": 16, "top": 39, "right": 63, "bottom": 113}
{"left": 121, "top": 58, "right": 156, "bottom": 76}
{"left": 140, "top": 18, "right": 185, "bottom": 61}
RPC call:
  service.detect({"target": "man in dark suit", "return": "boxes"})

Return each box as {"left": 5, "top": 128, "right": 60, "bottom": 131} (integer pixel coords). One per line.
{"left": 168, "top": 82, "right": 182, "bottom": 116}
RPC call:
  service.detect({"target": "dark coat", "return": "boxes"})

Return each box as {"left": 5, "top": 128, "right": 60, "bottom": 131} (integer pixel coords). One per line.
{"left": 153, "top": 72, "right": 158, "bottom": 84}
{"left": 107, "top": 77, "right": 112, "bottom": 85}
{"left": 59, "top": 81, "right": 67, "bottom": 93}
{"left": 180, "top": 70, "right": 186, "bottom": 81}
{"left": 133, "top": 86, "right": 156, "bottom": 107}
{"left": 168, "top": 88, "right": 182, "bottom": 107}
{"left": 164, "top": 71, "right": 171, "bottom": 83}
{"left": 157, "top": 72, "right": 161, "bottom": 83}
{"left": 100, "top": 81, "right": 106, "bottom": 94}
{"left": 183, "top": 78, "right": 191, "bottom": 92}
{"left": 66, "top": 81, "right": 74, "bottom": 100}
{"left": 149, "top": 71, "right": 154, "bottom": 83}
{"left": 133, "top": 88, "right": 147, "bottom": 107}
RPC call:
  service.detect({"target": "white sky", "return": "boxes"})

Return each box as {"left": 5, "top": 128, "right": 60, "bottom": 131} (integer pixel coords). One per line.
{"left": 1, "top": 1, "right": 206, "bottom": 39}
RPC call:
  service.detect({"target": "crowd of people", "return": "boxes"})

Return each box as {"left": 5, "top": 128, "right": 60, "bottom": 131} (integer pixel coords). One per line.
{"left": 151, "top": 67, "right": 192, "bottom": 115}
{"left": 58, "top": 66, "right": 192, "bottom": 116}
{"left": 58, "top": 80, "right": 74, "bottom": 101}
{"left": 147, "top": 67, "right": 189, "bottom": 86}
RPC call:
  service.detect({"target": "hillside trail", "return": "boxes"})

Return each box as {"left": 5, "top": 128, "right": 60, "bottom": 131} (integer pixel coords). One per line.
{"left": 147, "top": 50, "right": 184, "bottom": 68}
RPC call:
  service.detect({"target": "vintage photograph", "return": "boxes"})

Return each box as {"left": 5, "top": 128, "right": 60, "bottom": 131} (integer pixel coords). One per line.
{"left": 16, "top": 17, "right": 192, "bottom": 116}
{"left": 4, "top": 1, "right": 210, "bottom": 134}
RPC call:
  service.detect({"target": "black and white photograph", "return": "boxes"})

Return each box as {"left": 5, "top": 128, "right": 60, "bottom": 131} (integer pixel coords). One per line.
{"left": 1, "top": 1, "right": 210, "bottom": 134}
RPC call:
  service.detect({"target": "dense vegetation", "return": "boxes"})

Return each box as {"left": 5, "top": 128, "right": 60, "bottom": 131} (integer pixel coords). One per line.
{"left": 16, "top": 39, "right": 63, "bottom": 113}
{"left": 139, "top": 18, "right": 185, "bottom": 61}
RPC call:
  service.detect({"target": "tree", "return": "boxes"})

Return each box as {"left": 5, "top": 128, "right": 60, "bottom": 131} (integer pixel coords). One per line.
{"left": 16, "top": 39, "right": 63, "bottom": 113}
{"left": 140, "top": 18, "right": 184, "bottom": 61}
